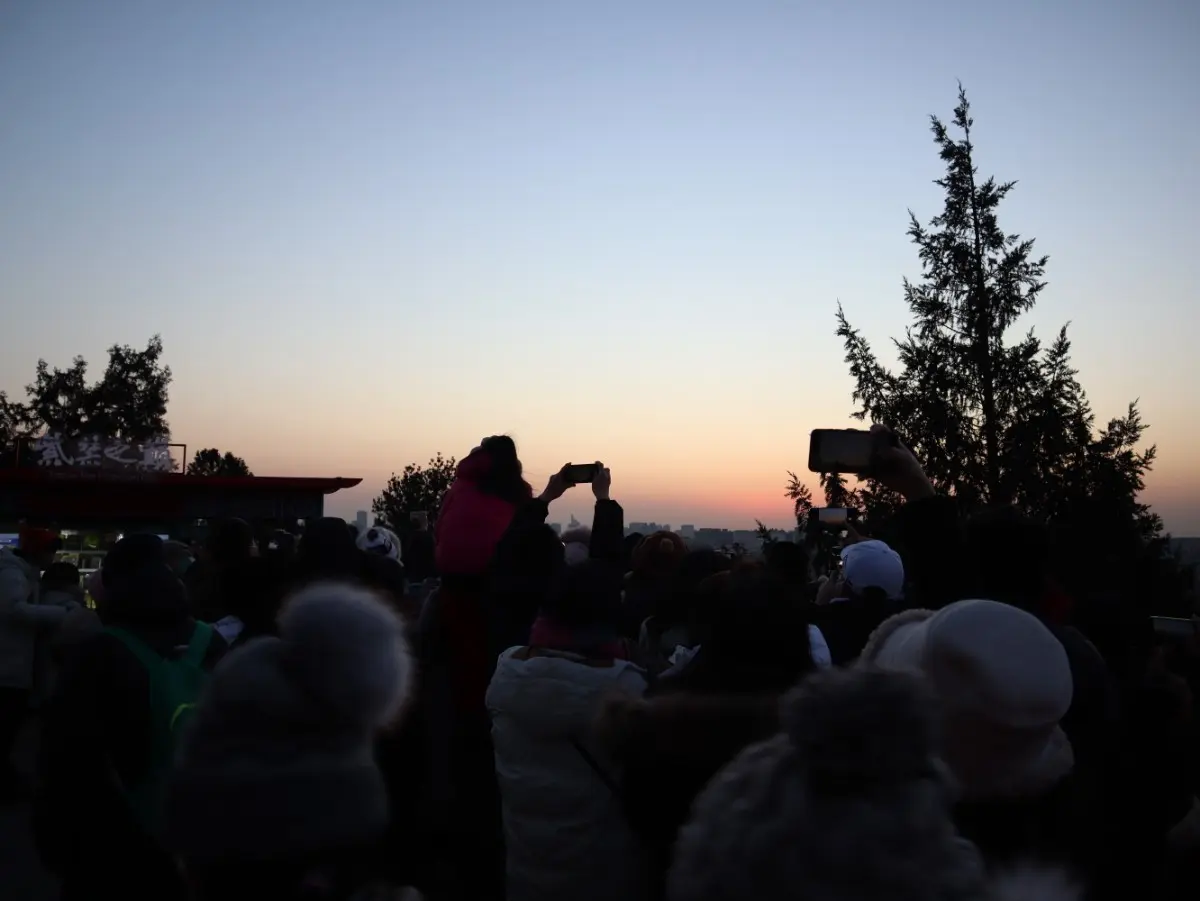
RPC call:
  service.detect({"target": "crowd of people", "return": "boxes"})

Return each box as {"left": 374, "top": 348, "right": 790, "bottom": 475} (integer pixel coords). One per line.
{"left": 0, "top": 429, "right": 1198, "bottom": 901}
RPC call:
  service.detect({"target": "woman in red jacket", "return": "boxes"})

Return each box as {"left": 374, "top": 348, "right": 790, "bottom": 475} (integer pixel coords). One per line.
{"left": 434, "top": 435, "right": 533, "bottom": 715}
{"left": 424, "top": 436, "right": 532, "bottom": 899}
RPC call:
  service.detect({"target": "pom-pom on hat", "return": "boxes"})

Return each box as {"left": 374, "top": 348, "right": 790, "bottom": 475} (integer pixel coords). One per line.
{"left": 165, "top": 582, "right": 414, "bottom": 862}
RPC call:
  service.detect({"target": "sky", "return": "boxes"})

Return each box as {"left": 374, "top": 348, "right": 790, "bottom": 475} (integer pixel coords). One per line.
{"left": 1, "top": 1, "right": 1198, "bottom": 533}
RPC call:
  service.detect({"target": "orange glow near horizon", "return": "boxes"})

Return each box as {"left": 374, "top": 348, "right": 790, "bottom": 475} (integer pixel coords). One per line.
{"left": 238, "top": 413, "right": 1200, "bottom": 535}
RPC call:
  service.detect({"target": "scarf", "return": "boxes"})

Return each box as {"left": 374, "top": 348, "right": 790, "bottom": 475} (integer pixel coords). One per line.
{"left": 528, "top": 615, "right": 628, "bottom": 661}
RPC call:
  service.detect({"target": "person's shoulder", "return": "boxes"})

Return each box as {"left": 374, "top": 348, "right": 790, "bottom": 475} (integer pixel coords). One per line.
{"left": 75, "top": 627, "right": 124, "bottom": 656}
{"left": 89, "top": 625, "right": 171, "bottom": 663}
{"left": 201, "top": 624, "right": 230, "bottom": 669}
{"left": 54, "top": 603, "right": 100, "bottom": 643}
{"left": 475, "top": 490, "right": 520, "bottom": 521}
{"left": 0, "top": 557, "right": 30, "bottom": 593}
{"left": 182, "top": 557, "right": 213, "bottom": 583}
{"left": 813, "top": 594, "right": 883, "bottom": 620}
{"left": 439, "top": 475, "right": 471, "bottom": 505}
{"left": 57, "top": 628, "right": 144, "bottom": 693}
{"left": 361, "top": 554, "right": 406, "bottom": 593}
{"left": 436, "top": 478, "right": 487, "bottom": 524}
{"left": 41, "top": 589, "right": 80, "bottom": 609}
{"left": 408, "top": 529, "right": 434, "bottom": 546}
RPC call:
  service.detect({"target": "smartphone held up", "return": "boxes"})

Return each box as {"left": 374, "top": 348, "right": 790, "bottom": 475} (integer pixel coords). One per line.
{"left": 1151, "top": 616, "right": 1199, "bottom": 640}
{"left": 804, "top": 506, "right": 858, "bottom": 536}
{"left": 563, "top": 463, "right": 600, "bottom": 485}
{"left": 808, "top": 428, "right": 898, "bottom": 475}
{"left": 816, "top": 507, "right": 851, "bottom": 528}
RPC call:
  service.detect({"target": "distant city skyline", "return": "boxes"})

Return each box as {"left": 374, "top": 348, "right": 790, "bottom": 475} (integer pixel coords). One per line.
{"left": 352, "top": 508, "right": 803, "bottom": 543}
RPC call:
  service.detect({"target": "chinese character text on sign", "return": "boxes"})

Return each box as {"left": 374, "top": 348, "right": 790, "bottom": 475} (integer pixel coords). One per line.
{"left": 33, "top": 433, "right": 175, "bottom": 473}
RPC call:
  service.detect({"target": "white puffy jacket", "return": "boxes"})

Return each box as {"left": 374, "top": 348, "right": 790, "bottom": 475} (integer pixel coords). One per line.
{"left": 487, "top": 646, "right": 648, "bottom": 901}
{"left": 0, "top": 549, "right": 69, "bottom": 690}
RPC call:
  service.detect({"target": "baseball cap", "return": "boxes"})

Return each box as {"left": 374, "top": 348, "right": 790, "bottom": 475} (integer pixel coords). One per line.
{"left": 841, "top": 540, "right": 904, "bottom": 600}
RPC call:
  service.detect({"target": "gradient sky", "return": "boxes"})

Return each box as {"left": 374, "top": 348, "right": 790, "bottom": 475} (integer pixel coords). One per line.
{"left": 1, "top": 1, "right": 1198, "bottom": 533}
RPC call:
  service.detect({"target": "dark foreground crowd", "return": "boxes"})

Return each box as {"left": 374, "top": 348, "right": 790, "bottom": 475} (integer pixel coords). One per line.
{"left": 0, "top": 431, "right": 1198, "bottom": 901}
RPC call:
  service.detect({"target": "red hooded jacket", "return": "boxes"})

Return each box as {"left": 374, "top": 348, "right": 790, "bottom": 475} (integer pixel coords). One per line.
{"left": 434, "top": 448, "right": 532, "bottom": 715}
{"left": 435, "top": 449, "right": 530, "bottom": 576}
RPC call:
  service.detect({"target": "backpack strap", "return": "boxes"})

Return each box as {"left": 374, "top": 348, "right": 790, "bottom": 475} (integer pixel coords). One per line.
{"left": 184, "top": 621, "right": 214, "bottom": 666}
{"left": 105, "top": 622, "right": 214, "bottom": 669}
{"left": 105, "top": 626, "right": 164, "bottom": 671}
{"left": 571, "top": 738, "right": 622, "bottom": 798}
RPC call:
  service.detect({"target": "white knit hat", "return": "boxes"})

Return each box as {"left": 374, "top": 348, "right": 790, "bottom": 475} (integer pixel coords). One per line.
{"left": 669, "top": 667, "right": 1081, "bottom": 901}
{"left": 166, "top": 582, "right": 414, "bottom": 861}
{"left": 668, "top": 668, "right": 988, "bottom": 901}
{"left": 860, "top": 599, "right": 1074, "bottom": 801}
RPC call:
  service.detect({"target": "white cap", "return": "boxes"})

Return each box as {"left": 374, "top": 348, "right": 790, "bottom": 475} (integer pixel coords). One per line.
{"left": 860, "top": 599, "right": 1074, "bottom": 801}
{"left": 841, "top": 540, "right": 904, "bottom": 600}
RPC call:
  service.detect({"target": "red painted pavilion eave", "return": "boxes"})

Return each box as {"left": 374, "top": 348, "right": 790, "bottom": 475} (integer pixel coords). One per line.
{"left": 0, "top": 469, "right": 362, "bottom": 495}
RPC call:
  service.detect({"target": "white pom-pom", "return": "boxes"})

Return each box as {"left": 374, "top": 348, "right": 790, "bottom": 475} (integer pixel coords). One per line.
{"left": 278, "top": 582, "right": 413, "bottom": 727}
